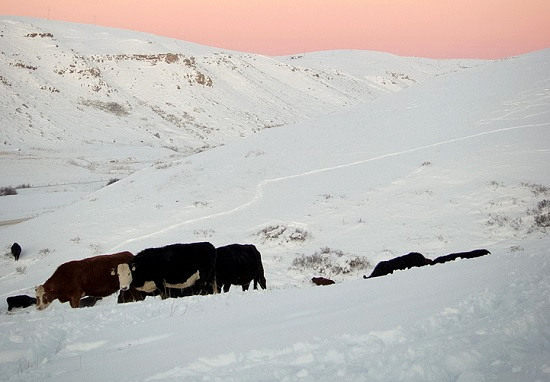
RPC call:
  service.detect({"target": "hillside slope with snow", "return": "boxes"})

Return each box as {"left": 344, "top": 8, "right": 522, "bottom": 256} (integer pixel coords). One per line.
{"left": 1, "top": 16, "right": 480, "bottom": 155}
{"left": 1, "top": 17, "right": 549, "bottom": 382}
{"left": 0, "top": 17, "right": 484, "bottom": 225}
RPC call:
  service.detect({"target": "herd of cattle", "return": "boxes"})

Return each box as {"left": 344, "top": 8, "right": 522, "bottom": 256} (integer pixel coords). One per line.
{"left": 7, "top": 242, "right": 267, "bottom": 311}
{"left": 5, "top": 241, "right": 490, "bottom": 312}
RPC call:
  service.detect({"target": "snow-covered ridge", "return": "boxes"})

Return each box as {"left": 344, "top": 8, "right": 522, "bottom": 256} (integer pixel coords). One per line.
{"left": 1, "top": 16, "right": 483, "bottom": 155}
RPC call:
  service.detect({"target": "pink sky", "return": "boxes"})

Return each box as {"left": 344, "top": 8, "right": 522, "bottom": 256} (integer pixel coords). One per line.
{"left": 1, "top": 0, "right": 550, "bottom": 58}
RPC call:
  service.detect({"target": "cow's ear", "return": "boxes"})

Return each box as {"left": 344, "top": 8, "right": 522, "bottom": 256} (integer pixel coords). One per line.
{"left": 110, "top": 268, "right": 115, "bottom": 276}
{"left": 131, "top": 264, "right": 136, "bottom": 271}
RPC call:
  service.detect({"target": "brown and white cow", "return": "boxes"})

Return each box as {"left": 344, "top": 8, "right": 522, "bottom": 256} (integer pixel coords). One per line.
{"left": 35, "top": 251, "right": 133, "bottom": 310}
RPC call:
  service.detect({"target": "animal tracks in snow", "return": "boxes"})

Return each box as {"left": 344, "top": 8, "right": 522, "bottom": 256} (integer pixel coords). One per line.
{"left": 112, "top": 122, "right": 549, "bottom": 251}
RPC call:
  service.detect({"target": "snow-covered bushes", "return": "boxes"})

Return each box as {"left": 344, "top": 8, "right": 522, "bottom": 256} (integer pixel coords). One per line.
{"left": 0, "top": 186, "right": 17, "bottom": 196}
{"left": 291, "top": 247, "right": 371, "bottom": 277}
{"left": 530, "top": 199, "right": 550, "bottom": 229}
{"left": 256, "top": 224, "right": 309, "bottom": 244}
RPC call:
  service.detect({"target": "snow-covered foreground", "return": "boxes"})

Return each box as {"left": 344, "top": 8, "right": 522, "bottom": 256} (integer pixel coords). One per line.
{"left": 1, "top": 18, "right": 550, "bottom": 382}
{"left": 2, "top": 242, "right": 549, "bottom": 382}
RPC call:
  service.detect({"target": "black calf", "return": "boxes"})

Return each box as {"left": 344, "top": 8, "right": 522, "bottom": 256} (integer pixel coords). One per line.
{"left": 7, "top": 295, "right": 36, "bottom": 311}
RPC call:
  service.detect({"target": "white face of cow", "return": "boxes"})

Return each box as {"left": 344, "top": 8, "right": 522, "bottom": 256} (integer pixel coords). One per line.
{"left": 35, "top": 285, "right": 51, "bottom": 310}
{"left": 116, "top": 263, "right": 133, "bottom": 291}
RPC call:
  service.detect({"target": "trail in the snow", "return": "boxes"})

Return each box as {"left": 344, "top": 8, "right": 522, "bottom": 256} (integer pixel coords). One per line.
{"left": 110, "top": 122, "right": 549, "bottom": 251}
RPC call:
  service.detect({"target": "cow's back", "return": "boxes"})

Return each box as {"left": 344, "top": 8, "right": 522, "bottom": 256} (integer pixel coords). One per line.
{"left": 217, "top": 244, "right": 258, "bottom": 274}
{"left": 366, "top": 252, "right": 431, "bottom": 278}
{"left": 433, "top": 249, "right": 490, "bottom": 264}
{"left": 136, "top": 243, "right": 215, "bottom": 280}
{"left": 78, "top": 251, "right": 134, "bottom": 296}
{"left": 44, "top": 259, "right": 82, "bottom": 292}
{"left": 134, "top": 242, "right": 216, "bottom": 294}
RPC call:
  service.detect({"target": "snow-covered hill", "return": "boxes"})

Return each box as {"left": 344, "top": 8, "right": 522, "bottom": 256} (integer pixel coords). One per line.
{"left": 1, "top": 17, "right": 549, "bottom": 382}
{"left": 0, "top": 17, "right": 483, "bottom": 213}
{"left": 1, "top": 17, "right": 481, "bottom": 153}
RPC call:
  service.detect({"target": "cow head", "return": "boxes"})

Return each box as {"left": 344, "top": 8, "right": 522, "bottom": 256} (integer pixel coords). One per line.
{"left": 35, "top": 285, "right": 52, "bottom": 310}
{"left": 114, "top": 263, "right": 135, "bottom": 291}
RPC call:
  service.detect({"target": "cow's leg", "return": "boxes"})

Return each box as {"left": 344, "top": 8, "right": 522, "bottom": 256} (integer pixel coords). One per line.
{"left": 154, "top": 280, "right": 168, "bottom": 299}
{"left": 223, "top": 284, "right": 231, "bottom": 293}
{"left": 259, "top": 276, "right": 266, "bottom": 289}
{"left": 211, "top": 279, "right": 218, "bottom": 294}
{"left": 253, "top": 279, "right": 258, "bottom": 290}
{"left": 242, "top": 283, "right": 250, "bottom": 291}
{"left": 69, "top": 294, "right": 81, "bottom": 308}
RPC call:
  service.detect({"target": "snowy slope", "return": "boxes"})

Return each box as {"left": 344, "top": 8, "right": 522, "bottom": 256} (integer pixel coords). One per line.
{"left": 0, "top": 17, "right": 483, "bottom": 225}
{"left": 1, "top": 17, "right": 550, "bottom": 382}
{"left": 1, "top": 16, "right": 480, "bottom": 155}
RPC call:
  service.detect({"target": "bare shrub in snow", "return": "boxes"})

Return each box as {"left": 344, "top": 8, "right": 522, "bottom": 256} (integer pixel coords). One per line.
{"left": 0, "top": 186, "right": 17, "bottom": 196}
{"left": 529, "top": 199, "right": 550, "bottom": 230}
{"left": 80, "top": 99, "right": 130, "bottom": 116}
{"left": 522, "top": 183, "right": 550, "bottom": 196}
{"left": 257, "top": 224, "right": 309, "bottom": 244}
{"left": 193, "top": 229, "right": 215, "bottom": 238}
{"left": 291, "top": 247, "right": 370, "bottom": 277}
{"left": 489, "top": 180, "right": 505, "bottom": 189}
{"left": 486, "top": 214, "right": 523, "bottom": 231}
{"left": 258, "top": 225, "right": 286, "bottom": 240}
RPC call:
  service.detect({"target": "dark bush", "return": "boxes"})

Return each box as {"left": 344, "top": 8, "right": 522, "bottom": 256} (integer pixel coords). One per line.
{"left": 0, "top": 186, "right": 17, "bottom": 196}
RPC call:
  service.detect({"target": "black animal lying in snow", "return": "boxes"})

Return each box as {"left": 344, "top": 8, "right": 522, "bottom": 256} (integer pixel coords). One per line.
{"left": 7, "top": 294, "right": 104, "bottom": 311}
{"left": 364, "top": 252, "right": 432, "bottom": 279}
{"left": 7, "top": 295, "right": 36, "bottom": 311}
{"left": 311, "top": 277, "right": 335, "bottom": 286}
{"left": 432, "top": 249, "right": 491, "bottom": 264}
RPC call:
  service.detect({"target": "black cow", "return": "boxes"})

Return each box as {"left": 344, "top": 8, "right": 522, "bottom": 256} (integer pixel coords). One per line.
{"left": 364, "top": 252, "right": 433, "bottom": 279}
{"left": 216, "top": 244, "right": 267, "bottom": 292}
{"left": 7, "top": 295, "right": 36, "bottom": 311}
{"left": 11, "top": 243, "right": 21, "bottom": 261}
{"left": 432, "top": 249, "right": 491, "bottom": 265}
{"left": 116, "top": 242, "right": 217, "bottom": 298}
